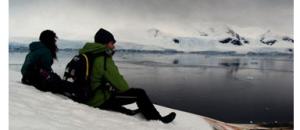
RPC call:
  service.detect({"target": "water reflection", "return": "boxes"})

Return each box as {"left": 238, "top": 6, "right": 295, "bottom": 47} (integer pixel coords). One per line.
{"left": 219, "top": 59, "right": 247, "bottom": 79}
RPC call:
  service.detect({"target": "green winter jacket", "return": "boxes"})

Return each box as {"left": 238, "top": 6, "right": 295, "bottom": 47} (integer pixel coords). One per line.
{"left": 21, "top": 41, "right": 53, "bottom": 76}
{"left": 79, "top": 42, "right": 129, "bottom": 107}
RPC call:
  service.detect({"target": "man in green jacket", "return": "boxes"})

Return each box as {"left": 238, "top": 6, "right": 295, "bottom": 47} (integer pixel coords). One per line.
{"left": 80, "top": 28, "right": 176, "bottom": 123}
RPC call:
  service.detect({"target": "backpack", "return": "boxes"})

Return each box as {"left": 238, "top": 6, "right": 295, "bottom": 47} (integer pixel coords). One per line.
{"left": 63, "top": 53, "right": 107, "bottom": 103}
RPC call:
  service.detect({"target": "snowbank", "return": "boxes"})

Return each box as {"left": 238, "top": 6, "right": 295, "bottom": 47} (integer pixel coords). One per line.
{"left": 10, "top": 70, "right": 217, "bottom": 130}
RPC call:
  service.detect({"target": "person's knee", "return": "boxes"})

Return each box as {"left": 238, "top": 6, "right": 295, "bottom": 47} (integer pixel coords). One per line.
{"left": 130, "top": 88, "right": 148, "bottom": 99}
{"left": 131, "top": 88, "right": 146, "bottom": 94}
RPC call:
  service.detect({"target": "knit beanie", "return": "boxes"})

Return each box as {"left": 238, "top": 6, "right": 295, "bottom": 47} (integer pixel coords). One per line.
{"left": 94, "top": 28, "right": 116, "bottom": 44}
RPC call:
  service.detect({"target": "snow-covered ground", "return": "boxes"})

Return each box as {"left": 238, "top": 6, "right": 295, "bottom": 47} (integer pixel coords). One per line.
{"left": 10, "top": 67, "right": 272, "bottom": 130}
{"left": 9, "top": 70, "right": 215, "bottom": 130}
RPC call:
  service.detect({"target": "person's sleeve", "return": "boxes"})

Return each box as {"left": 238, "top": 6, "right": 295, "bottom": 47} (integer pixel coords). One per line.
{"left": 104, "top": 57, "right": 129, "bottom": 92}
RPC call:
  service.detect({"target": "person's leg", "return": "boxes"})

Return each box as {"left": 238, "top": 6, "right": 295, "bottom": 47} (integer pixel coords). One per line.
{"left": 100, "top": 88, "right": 176, "bottom": 123}
{"left": 114, "top": 88, "right": 162, "bottom": 120}
{"left": 55, "top": 80, "right": 76, "bottom": 97}
{"left": 115, "top": 88, "right": 176, "bottom": 123}
{"left": 33, "top": 77, "right": 49, "bottom": 92}
{"left": 99, "top": 96, "right": 139, "bottom": 115}
{"left": 42, "top": 78, "right": 73, "bottom": 94}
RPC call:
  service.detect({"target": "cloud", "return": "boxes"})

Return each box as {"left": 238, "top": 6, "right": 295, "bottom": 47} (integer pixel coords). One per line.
{"left": 9, "top": 0, "right": 293, "bottom": 40}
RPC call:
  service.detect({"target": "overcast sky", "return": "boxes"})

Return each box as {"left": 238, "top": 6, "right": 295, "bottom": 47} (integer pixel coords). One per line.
{"left": 10, "top": 0, "right": 293, "bottom": 40}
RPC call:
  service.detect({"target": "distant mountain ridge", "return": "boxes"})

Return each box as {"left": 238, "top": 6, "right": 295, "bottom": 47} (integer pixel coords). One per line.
{"left": 9, "top": 27, "right": 293, "bottom": 54}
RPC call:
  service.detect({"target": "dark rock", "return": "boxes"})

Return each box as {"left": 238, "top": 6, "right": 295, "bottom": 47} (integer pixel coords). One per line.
{"left": 173, "top": 38, "right": 180, "bottom": 44}
{"left": 260, "top": 38, "right": 277, "bottom": 45}
{"left": 219, "top": 38, "right": 232, "bottom": 43}
{"left": 282, "top": 36, "right": 294, "bottom": 43}
{"left": 241, "top": 38, "right": 249, "bottom": 44}
{"left": 219, "top": 27, "right": 248, "bottom": 46}
{"left": 231, "top": 39, "right": 243, "bottom": 46}
{"left": 173, "top": 59, "right": 179, "bottom": 64}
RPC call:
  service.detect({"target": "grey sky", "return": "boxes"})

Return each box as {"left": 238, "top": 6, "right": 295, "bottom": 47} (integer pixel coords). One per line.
{"left": 10, "top": 0, "right": 293, "bottom": 40}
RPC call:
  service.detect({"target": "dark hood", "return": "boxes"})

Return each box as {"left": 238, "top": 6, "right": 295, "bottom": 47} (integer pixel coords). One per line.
{"left": 29, "top": 41, "right": 47, "bottom": 51}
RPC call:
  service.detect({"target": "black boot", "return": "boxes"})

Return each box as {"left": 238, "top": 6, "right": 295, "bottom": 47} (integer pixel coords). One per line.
{"left": 160, "top": 112, "right": 176, "bottom": 124}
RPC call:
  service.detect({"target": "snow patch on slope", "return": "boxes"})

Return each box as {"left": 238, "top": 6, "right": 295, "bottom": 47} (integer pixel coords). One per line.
{"left": 9, "top": 70, "right": 214, "bottom": 130}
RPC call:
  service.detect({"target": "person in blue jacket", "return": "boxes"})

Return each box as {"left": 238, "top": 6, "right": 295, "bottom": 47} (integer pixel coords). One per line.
{"left": 21, "top": 30, "right": 72, "bottom": 94}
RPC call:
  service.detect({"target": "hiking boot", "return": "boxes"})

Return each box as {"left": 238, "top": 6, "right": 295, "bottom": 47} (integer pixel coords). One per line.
{"left": 160, "top": 112, "right": 176, "bottom": 124}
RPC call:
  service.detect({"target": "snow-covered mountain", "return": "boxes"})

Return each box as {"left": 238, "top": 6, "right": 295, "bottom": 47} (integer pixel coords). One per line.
{"left": 259, "top": 30, "right": 294, "bottom": 45}
{"left": 123, "top": 27, "right": 293, "bottom": 54}
{"left": 9, "top": 26, "right": 294, "bottom": 54}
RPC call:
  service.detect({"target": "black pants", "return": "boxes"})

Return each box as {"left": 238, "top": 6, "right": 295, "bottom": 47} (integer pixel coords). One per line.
{"left": 99, "top": 88, "right": 161, "bottom": 120}
{"left": 22, "top": 72, "right": 74, "bottom": 95}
